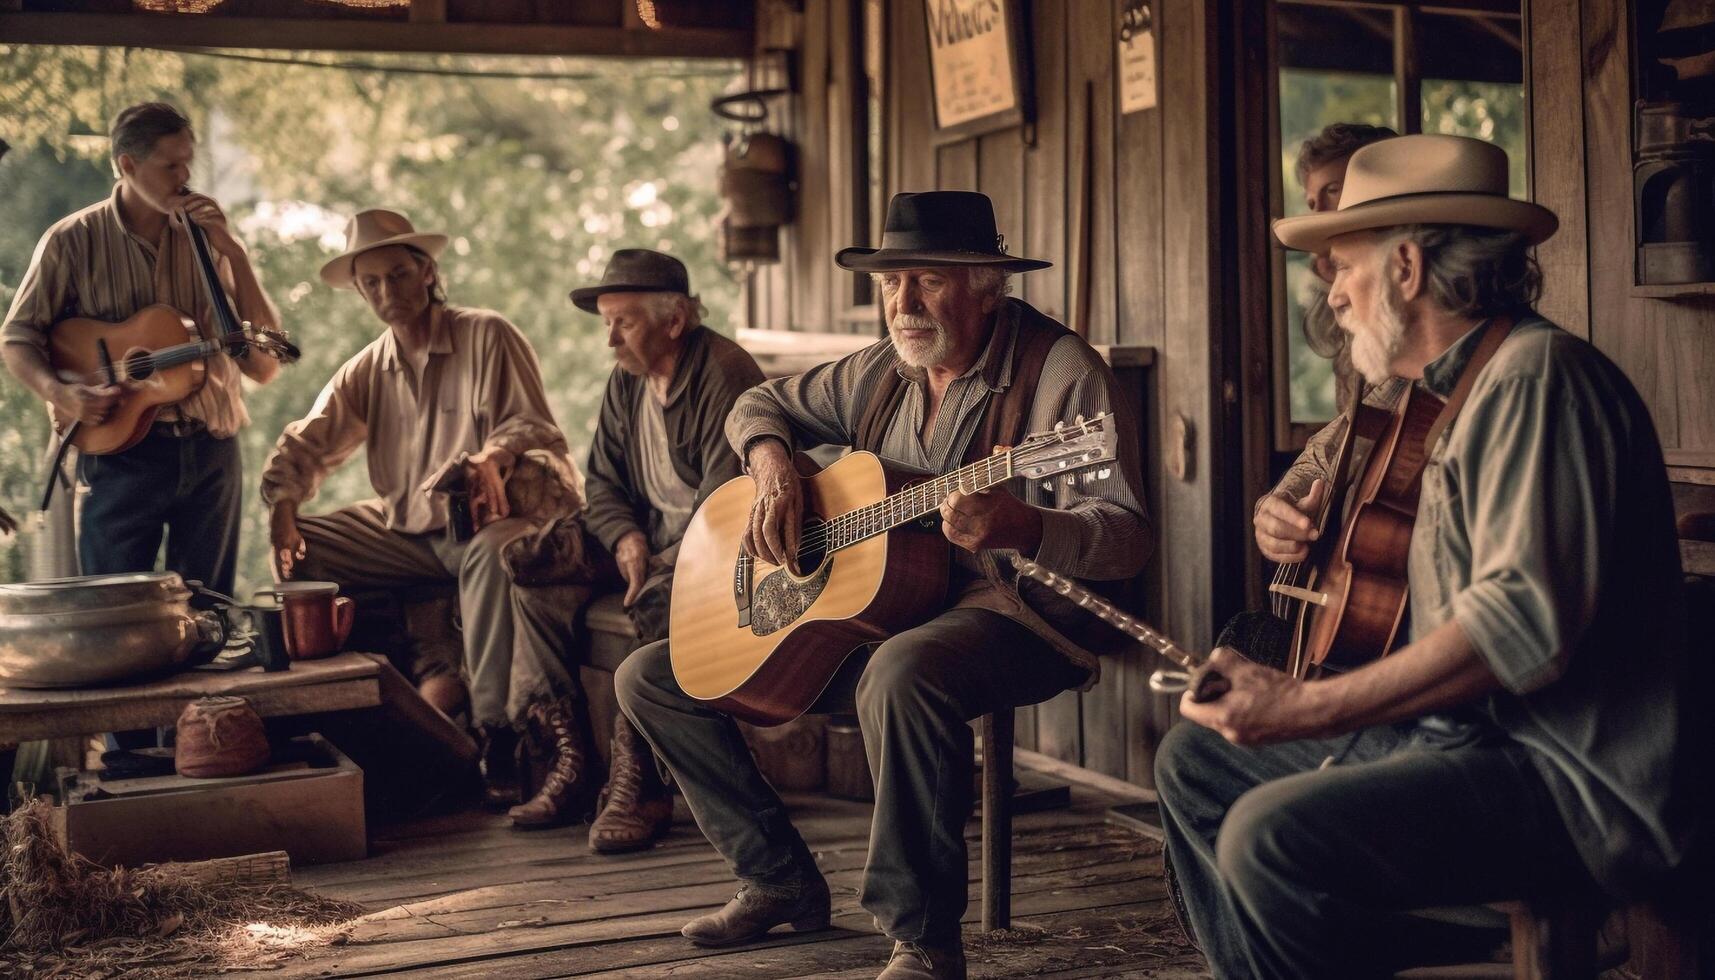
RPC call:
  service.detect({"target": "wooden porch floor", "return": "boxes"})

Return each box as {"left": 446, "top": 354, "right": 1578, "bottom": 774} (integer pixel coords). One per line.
{"left": 273, "top": 784, "right": 1211, "bottom": 979}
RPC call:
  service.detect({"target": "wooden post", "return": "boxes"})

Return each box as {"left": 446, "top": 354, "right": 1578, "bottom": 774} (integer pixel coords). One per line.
{"left": 980, "top": 709, "right": 1014, "bottom": 932}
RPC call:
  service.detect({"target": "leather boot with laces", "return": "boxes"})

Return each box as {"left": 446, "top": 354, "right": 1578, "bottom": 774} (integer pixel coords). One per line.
{"left": 877, "top": 939, "right": 966, "bottom": 979}
{"left": 680, "top": 873, "right": 831, "bottom": 947}
{"left": 508, "top": 695, "right": 600, "bottom": 830}
{"left": 477, "top": 723, "right": 522, "bottom": 811}
{"left": 588, "top": 715, "right": 674, "bottom": 853}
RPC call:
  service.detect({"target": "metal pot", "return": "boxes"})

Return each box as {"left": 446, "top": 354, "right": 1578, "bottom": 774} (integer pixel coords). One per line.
{"left": 0, "top": 572, "right": 226, "bottom": 689}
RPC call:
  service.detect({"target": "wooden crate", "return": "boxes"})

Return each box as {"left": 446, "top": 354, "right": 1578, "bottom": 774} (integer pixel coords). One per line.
{"left": 51, "top": 734, "right": 365, "bottom": 867}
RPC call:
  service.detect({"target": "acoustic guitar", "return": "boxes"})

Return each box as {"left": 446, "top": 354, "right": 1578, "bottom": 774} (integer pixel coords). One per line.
{"left": 47, "top": 209, "right": 264, "bottom": 455}
{"left": 1268, "top": 317, "right": 1515, "bottom": 678}
{"left": 670, "top": 414, "right": 1119, "bottom": 726}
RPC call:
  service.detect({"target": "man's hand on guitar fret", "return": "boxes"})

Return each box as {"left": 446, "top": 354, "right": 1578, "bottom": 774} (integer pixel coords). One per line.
{"left": 941, "top": 487, "right": 1043, "bottom": 555}
{"left": 1254, "top": 478, "right": 1327, "bottom": 564}
{"left": 743, "top": 438, "right": 804, "bottom": 574}
{"left": 1178, "top": 647, "right": 1327, "bottom": 746}
{"left": 52, "top": 381, "right": 121, "bottom": 426}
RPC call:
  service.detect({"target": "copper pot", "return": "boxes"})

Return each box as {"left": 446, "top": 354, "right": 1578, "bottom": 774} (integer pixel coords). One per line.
{"left": 254, "top": 582, "right": 354, "bottom": 660}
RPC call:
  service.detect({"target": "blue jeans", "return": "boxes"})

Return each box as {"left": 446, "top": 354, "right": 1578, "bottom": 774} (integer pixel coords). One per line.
{"left": 1154, "top": 720, "right": 1595, "bottom": 979}
{"left": 78, "top": 426, "right": 241, "bottom": 597}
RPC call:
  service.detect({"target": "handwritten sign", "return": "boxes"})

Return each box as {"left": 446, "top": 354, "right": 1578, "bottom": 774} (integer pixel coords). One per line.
{"left": 925, "top": 0, "right": 1021, "bottom": 135}
{"left": 1119, "top": 0, "right": 1157, "bottom": 114}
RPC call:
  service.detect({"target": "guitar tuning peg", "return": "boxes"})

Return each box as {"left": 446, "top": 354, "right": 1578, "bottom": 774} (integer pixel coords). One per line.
{"left": 1054, "top": 421, "right": 1065, "bottom": 434}
{"left": 1075, "top": 414, "right": 1086, "bottom": 425}
{"left": 1097, "top": 467, "right": 1111, "bottom": 479}
{"left": 1041, "top": 481, "right": 1054, "bottom": 493}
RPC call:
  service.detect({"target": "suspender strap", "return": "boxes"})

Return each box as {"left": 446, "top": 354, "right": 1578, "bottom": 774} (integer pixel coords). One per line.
{"left": 1424, "top": 315, "right": 1516, "bottom": 454}
{"left": 965, "top": 312, "right": 1069, "bottom": 464}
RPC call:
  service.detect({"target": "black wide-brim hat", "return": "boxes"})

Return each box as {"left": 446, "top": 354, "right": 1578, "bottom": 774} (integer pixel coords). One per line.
{"left": 835, "top": 191, "right": 1051, "bottom": 273}
{"left": 570, "top": 248, "right": 691, "bottom": 313}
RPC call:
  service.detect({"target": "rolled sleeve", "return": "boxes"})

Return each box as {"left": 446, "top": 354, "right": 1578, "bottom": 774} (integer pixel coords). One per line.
{"left": 1441, "top": 373, "right": 1611, "bottom": 695}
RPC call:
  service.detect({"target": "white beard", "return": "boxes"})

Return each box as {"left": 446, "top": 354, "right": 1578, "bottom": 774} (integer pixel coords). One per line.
{"left": 1348, "top": 284, "right": 1408, "bottom": 385}
{"left": 890, "top": 313, "right": 950, "bottom": 369}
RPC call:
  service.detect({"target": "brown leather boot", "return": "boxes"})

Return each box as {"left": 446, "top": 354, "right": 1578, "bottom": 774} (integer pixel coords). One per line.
{"left": 477, "top": 724, "right": 521, "bottom": 811}
{"left": 508, "top": 696, "right": 600, "bottom": 830}
{"left": 588, "top": 715, "right": 674, "bottom": 854}
{"left": 680, "top": 874, "right": 831, "bottom": 947}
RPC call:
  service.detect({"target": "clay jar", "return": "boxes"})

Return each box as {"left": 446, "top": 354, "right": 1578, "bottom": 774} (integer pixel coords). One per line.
{"left": 254, "top": 581, "right": 354, "bottom": 661}
{"left": 175, "top": 696, "right": 270, "bottom": 778}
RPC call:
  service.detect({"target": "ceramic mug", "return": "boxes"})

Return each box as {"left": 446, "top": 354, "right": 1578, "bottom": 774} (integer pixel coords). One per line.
{"left": 254, "top": 581, "right": 354, "bottom": 660}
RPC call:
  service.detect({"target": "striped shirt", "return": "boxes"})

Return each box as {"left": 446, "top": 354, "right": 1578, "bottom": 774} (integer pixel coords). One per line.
{"left": 1, "top": 184, "right": 251, "bottom": 437}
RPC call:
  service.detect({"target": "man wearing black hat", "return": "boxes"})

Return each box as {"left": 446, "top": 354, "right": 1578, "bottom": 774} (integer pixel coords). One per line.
{"left": 616, "top": 193, "right": 1151, "bottom": 979}
{"left": 567, "top": 248, "right": 764, "bottom": 849}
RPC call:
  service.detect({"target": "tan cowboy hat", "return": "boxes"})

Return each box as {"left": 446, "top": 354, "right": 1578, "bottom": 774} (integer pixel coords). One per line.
{"left": 319, "top": 209, "right": 449, "bottom": 289}
{"left": 1273, "top": 135, "right": 1558, "bottom": 254}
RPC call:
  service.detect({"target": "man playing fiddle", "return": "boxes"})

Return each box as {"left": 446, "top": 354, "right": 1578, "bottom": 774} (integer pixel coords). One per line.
{"left": 1, "top": 102, "right": 283, "bottom": 597}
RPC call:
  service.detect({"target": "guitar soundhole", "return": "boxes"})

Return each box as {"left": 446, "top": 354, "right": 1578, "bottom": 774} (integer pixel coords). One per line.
{"left": 123, "top": 349, "right": 156, "bottom": 381}
{"left": 750, "top": 517, "right": 832, "bottom": 636}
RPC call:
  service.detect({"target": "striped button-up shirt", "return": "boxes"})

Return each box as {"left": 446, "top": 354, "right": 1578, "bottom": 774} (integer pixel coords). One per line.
{"left": 1, "top": 184, "right": 252, "bottom": 437}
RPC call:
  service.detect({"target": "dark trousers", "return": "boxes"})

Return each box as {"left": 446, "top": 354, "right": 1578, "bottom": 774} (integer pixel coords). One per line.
{"left": 1153, "top": 720, "right": 1596, "bottom": 979}
{"left": 615, "top": 607, "right": 1085, "bottom": 943}
{"left": 78, "top": 427, "right": 242, "bottom": 597}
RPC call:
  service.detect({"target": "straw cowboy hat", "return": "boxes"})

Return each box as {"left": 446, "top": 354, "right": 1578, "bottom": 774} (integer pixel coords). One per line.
{"left": 1273, "top": 134, "right": 1558, "bottom": 254}
{"left": 835, "top": 191, "right": 1051, "bottom": 273}
{"left": 319, "top": 209, "right": 449, "bottom": 289}
{"left": 569, "top": 249, "right": 692, "bottom": 313}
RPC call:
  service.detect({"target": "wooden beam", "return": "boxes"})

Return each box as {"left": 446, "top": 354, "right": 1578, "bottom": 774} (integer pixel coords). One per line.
{"left": 0, "top": 13, "right": 751, "bottom": 59}
{"left": 408, "top": 0, "right": 447, "bottom": 25}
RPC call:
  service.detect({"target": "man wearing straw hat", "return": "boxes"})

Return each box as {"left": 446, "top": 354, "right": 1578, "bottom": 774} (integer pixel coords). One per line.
{"left": 1154, "top": 135, "right": 1700, "bottom": 978}
{"left": 617, "top": 191, "right": 1152, "bottom": 979}
{"left": 261, "top": 209, "right": 586, "bottom": 822}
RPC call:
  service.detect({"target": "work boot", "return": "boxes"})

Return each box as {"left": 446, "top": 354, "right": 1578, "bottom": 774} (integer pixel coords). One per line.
{"left": 588, "top": 716, "right": 674, "bottom": 854}
{"left": 509, "top": 695, "right": 600, "bottom": 830}
{"left": 680, "top": 873, "right": 831, "bottom": 947}
{"left": 877, "top": 940, "right": 967, "bottom": 979}
{"left": 477, "top": 723, "right": 521, "bottom": 811}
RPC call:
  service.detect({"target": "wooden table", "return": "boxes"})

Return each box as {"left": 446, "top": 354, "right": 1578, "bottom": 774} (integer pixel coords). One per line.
{"left": 0, "top": 652, "right": 382, "bottom": 743}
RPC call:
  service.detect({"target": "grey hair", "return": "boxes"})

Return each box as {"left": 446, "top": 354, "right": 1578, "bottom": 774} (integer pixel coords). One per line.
{"left": 1385, "top": 224, "right": 1541, "bottom": 318}
{"left": 638, "top": 291, "right": 706, "bottom": 330}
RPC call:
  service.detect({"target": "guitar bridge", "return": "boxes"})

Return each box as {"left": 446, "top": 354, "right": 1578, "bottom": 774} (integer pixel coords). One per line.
{"left": 734, "top": 555, "right": 753, "bottom": 628}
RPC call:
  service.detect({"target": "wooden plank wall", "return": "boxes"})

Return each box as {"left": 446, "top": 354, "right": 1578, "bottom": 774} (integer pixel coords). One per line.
{"left": 750, "top": 0, "right": 1234, "bottom": 788}
{"left": 1527, "top": 0, "right": 1715, "bottom": 477}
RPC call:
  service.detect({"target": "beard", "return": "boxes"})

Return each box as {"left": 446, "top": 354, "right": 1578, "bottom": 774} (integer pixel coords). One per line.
{"left": 1347, "top": 282, "right": 1408, "bottom": 385}
{"left": 889, "top": 313, "right": 951, "bottom": 369}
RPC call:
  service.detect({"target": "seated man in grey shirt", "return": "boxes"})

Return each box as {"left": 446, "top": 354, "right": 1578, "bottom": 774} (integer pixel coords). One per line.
{"left": 571, "top": 249, "right": 764, "bottom": 851}
{"left": 615, "top": 192, "right": 1152, "bottom": 980}
{"left": 1156, "top": 136, "right": 1703, "bottom": 979}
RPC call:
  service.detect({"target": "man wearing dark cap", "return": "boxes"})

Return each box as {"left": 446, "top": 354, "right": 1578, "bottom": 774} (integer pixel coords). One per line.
{"left": 615, "top": 193, "right": 1152, "bottom": 979}
{"left": 570, "top": 248, "right": 764, "bottom": 851}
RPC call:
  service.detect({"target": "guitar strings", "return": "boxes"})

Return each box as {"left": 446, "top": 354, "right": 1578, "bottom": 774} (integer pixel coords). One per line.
{"left": 739, "top": 418, "right": 1108, "bottom": 567}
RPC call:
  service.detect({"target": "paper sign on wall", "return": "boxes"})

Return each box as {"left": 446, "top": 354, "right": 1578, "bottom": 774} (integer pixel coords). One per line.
{"left": 1119, "top": 0, "right": 1157, "bottom": 114}
{"left": 926, "top": 0, "right": 1019, "bottom": 128}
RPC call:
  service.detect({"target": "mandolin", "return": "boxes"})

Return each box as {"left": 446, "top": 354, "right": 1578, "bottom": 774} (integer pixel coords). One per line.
{"left": 669, "top": 414, "right": 1120, "bottom": 726}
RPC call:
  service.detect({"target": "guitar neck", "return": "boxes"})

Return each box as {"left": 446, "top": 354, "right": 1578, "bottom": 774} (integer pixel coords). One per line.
{"left": 1008, "top": 556, "right": 1198, "bottom": 672}
{"left": 822, "top": 450, "right": 1017, "bottom": 551}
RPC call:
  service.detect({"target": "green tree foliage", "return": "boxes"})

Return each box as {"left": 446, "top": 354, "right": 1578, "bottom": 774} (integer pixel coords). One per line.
{"left": 0, "top": 46, "right": 741, "bottom": 594}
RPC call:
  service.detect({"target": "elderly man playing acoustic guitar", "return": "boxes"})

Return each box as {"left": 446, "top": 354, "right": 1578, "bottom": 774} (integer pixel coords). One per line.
{"left": 1155, "top": 135, "right": 1701, "bottom": 979}
{"left": 616, "top": 191, "right": 1152, "bottom": 980}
